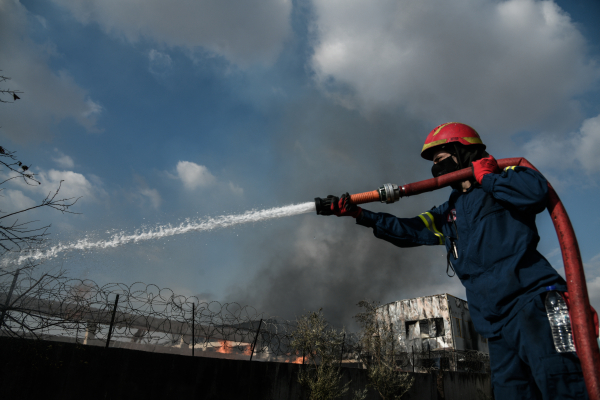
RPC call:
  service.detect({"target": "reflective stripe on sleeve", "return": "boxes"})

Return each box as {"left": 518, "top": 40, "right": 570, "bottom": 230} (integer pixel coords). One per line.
{"left": 418, "top": 212, "right": 445, "bottom": 245}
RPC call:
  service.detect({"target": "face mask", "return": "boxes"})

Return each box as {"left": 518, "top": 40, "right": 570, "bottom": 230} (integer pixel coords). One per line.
{"left": 431, "top": 155, "right": 459, "bottom": 178}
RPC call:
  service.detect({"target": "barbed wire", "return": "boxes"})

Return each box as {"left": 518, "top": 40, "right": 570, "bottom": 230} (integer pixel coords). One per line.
{"left": 0, "top": 269, "right": 489, "bottom": 371}
{"left": 0, "top": 269, "right": 301, "bottom": 360}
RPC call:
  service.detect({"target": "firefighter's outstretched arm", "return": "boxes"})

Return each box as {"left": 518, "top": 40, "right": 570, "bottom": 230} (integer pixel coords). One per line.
{"left": 356, "top": 208, "right": 445, "bottom": 248}
{"left": 318, "top": 191, "right": 446, "bottom": 247}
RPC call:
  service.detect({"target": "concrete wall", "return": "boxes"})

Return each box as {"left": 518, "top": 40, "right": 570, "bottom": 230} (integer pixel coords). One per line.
{"left": 447, "top": 294, "right": 489, "bottom": 353}
{"left": 379, "top": 294, "right": 454, "bottom": 353}
{"left": 379, "top": 294, "right": 490, "bottom": 355}
{"left": 0, "top": 337, "right": 492, "bottom": 400}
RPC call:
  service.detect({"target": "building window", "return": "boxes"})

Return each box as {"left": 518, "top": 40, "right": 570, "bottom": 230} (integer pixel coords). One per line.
{"left": 406, "top": 321, "right": 419, "bottom": 340}
{"left": 406, "top": 318, "right": 445, "bottom": 339}
{"left": 432, "top": 318, "right": 445, "bottom": 337}
{"left": 419, "top": 320, "right": 430, "bottom": 339}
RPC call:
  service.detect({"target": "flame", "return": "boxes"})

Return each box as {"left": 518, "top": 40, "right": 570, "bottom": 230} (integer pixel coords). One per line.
{"left": 215, "top": 340, "right": 253, "bottom": 356}
{"left": 216, "top": 340, "right": 234, "bottom": 354}
{"left": 284, "top": 355, "right": 304, "bottom": 364}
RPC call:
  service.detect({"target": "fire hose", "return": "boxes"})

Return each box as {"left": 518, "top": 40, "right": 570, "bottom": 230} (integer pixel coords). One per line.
{"left": 315, "top": 157, "right": 600, "bottom": 399}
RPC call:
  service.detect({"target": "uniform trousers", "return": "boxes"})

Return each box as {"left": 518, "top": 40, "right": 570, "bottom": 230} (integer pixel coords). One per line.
{"left": 488, "top": 293, "right": 588, "bottom": 399}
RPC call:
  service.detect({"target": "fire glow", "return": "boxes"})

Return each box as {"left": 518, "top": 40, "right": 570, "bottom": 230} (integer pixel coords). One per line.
{"left": 214, "top": 339, "right": 252, "bottom": 356}
{"left": 284, "top": 354, "right": 304, "bottom": 364}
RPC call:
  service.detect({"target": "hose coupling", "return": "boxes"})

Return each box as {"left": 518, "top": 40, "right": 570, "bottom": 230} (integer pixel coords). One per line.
{"left": 378, "top": 183, "right": 400, "bottom": 204}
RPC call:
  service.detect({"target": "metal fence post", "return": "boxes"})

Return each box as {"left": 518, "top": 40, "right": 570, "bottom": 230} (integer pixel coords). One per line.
{"left": 105, "top": 294, "right": 119, "bottom": 349}
{"left": 0, "top": 269, "right": 20, "bottom": 328}
{"left": 249, "top": 318, "right": 263, "bottom": 361}
{"left": 192, "top": 303, "right": 195, "bottom": 357}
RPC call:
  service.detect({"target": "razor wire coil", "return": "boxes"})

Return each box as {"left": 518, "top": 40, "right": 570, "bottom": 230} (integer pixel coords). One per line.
{"left": 0, "top": 269, "right": 489, "bottom": 371}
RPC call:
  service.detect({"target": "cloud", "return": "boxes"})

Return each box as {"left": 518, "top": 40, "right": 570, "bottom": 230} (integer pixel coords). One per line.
{"left": 0, "top": 170, "right": 96, "bottom": 239}
{"left": 168, "top": 161, "right": 243, "bottom": 198}
{"left": 139, "top": 187, "right": 162, "bottom": 210}
{"left": 310, "top": 0, "right": 599, "bottom": 135}
{"left": 130, "top": 174, "right": 162, "bottom": 210}
{"left": 38, "top": 170, "right": 95, "bottom": 201}
{"left": 148, "top": 49, "right": 172, "bottom": 76}
{"left": 50, "top": 0, "right": 293, "bottom": 66}
{"left": 589, "top": 276, "right": 600, "bottom": 301}
{"left": 575, "top": 114, "right": 600, "bottom": 173}
{"left": 585, "top": 267, "right": 600, "bottom": 317}
{"left": 0, "top": 0, "right": 102, "bottom": 142}
{"left": 52, "top": 149, "right": 75, "bottom": 169}
{"left": 7, "top": 168, "right": 98, "bottom": 203}
{"left": 0, "top": 188, "right": 36, "bottom": 215}
{"left": 228, "top": 182, "right": 243, "bottom": 196}
{"left": 176, "top": 161, "right": 216, "bottom": 190}
{"left": 545, "top": 249, "right": 600, "bottom": 318}
{"left": 83, "top": 98, "right": 102, "bottom": 118}
{"left": 524, "top": 113, "right": 600, "bottom": 177}
{"left": 0, "top": 189, "right": 39, "bottom": 240}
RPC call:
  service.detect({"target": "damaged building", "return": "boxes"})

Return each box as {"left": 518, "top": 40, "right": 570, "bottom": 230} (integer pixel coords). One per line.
{"left": 377, "top": 293, "right": 489, "bottom": 372}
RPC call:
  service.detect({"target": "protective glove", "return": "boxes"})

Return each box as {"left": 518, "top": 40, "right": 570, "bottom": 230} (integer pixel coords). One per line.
{"left": 332, "top": 193, "right": 362, "bottom": 218}
{"left": 471, "top": 155, "right": 500, "bottom": 184}
{"left": 317, "top": 195, "right": 339, "bottom": 216}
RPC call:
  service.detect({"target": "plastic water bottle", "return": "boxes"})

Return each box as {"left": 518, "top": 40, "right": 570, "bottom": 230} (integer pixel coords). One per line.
{"left": 545, "top": 286, "right": 575, "bottom": 352}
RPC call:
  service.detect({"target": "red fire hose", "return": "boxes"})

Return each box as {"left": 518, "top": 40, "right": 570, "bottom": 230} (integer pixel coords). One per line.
{"left": 347, "top": 157, "right": 600, "bottom": 399}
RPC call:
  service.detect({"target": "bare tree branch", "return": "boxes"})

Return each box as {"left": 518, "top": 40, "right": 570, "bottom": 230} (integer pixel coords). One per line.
{"left": 0, "top": 73, "right": 23, "bottom": 104}
{"left": 0, "top": 149, "right": 81, "bottom": 255}
{"left": 0, "top": 70, "right": 86, "bottom": 342}
{"left": 0, "top": 182, "right": 81, "bottom": 220}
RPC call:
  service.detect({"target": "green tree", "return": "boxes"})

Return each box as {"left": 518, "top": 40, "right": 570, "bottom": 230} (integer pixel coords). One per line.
{"left": 291, "top": 309, "right": 364, "bottom": 400}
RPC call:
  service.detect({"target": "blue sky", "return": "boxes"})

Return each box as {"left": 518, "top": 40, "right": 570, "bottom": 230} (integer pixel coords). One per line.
{"left": 1, "top": 0, "right": 599, "bottom": 328}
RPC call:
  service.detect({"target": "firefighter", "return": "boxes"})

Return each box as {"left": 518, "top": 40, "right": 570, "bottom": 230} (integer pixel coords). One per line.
{"left": 321, "top": 122, "right": 591, "bottom": 399}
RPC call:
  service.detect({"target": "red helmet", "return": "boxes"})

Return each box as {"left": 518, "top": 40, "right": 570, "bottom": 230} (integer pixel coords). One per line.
{"left": 421, "top": 122, "right": 485, "bottom": 160}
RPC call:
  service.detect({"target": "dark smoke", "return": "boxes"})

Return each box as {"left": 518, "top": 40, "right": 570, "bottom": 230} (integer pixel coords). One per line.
{"left": 226, "top": 90, "right": 466, "bottom": 329}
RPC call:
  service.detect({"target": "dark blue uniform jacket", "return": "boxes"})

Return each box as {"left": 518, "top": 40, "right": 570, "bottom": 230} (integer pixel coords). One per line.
{"left": 356, "top": 166, "right": 567, "bottom": 337}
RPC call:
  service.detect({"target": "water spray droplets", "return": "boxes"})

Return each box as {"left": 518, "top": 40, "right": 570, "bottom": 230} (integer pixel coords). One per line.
{"left": 7, "top": 202, "right": 316, "bottom": 266}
